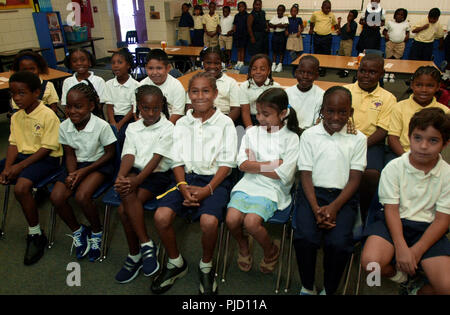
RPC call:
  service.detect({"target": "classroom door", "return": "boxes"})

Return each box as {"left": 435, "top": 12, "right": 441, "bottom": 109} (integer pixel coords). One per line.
{"left": 114, "top": 0, "right": 147, "bottom": 43}
{"left": 132, "top": 0, "right": 147, "bottom": 44}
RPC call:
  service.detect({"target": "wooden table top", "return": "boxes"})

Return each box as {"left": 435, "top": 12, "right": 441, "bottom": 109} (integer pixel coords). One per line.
{"left": 178, "top": 70, "right": 345, "bottom": 91}
{"left": 0, "top": 68, "right": 71, "bottom": 90}
{"left": 108, "top": 44, "right": 204, "bottom": 57}
{"left": 292, "top": 54, "right": 438, "bottom": 74}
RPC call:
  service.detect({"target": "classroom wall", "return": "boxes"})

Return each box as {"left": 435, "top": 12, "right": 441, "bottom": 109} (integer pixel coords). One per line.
{"left": 0, "top": 9, "right": 39, "bottom": 51}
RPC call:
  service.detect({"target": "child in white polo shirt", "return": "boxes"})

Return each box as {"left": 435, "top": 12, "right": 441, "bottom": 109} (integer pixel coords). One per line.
{"left": 152, "top": 72, "right": 237, "bottom": 295}
{"left": 114, "top": 85, "right": 174, "bottom": 284}
{"left": 294, "top": 86, "right": 367, "bottom": 295}
{"left": 105, "top": 48, "right": 139, "bottom": 147}
{"left": 50, "top": 83, "right": 117, "bottom": 262}
{"left": 219, "top": 6, "right": 234, "bottom": 67}
{"left": 362, "top": 107, "right": 450, "bottom": 295}
{"left": 140, "top": 49, "right": 186, "bottom": 124}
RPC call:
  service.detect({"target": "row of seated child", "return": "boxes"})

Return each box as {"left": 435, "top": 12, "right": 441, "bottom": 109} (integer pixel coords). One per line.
{"left": 0, "top": 45, "right": 449, "bottom": 295}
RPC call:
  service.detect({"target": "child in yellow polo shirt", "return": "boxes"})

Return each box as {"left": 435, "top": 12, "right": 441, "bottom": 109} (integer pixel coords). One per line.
{"left": 388, "top": 66, "right": 449, "bottom": 157}
{"left": 0, "top": 71, "right": 62, "bottom": 266}
{"left": 202, "top": 1, "right": 220, "bottom": 48}
{"left": 345, "top": 54, "right": 397, "bottom": 217}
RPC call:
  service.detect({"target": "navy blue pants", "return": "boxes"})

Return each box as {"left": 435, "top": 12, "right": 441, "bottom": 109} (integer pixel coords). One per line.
{"left": 313, "top": 33, "right": 332, "bottom": 55}
{"left": 294, "top": 186, "right": 358, "bottom": 294}
{"left": 114, "top": 115, "right": 132, "bottom": 149}
{"left": 409, "top": 40, "right": 434, "bottom": 61}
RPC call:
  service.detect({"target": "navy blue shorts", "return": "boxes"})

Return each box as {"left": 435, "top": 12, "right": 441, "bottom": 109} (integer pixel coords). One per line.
{"left": 157, "top": 173, "right": 233, "bottom": 222}
{"left": 57, "top": 161, "right": 115, "bottom": 184}
{"left": 366, "top": 143, "right": 385, "bottom": 172}
{"left": 0, "top": 154, "right": 61, "bottom": 185}
{"left": 271, "top": 32, "right": 287, "bottom": 54}
{"left": 130, "top": 168, "right": 172, "bottom": 196}
{"left": 363, "top": 211, "right": 450, "bottom": 261}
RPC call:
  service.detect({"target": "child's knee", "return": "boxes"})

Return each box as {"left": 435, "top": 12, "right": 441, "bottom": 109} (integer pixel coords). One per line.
{"left": 225, "top": 209, "right": 242, "bottom": 229}
{"left": 243, "top": 215, "right": 262, "bottom": 235}
{"left": 200, "top": 214, "right": 218, "bottom": 233}
{"left": 13, "top": 179, "right": 33, "bottom": 198}
{"left": 74, "top": 190, "right": 93, "bottom": 206}
{"left": 154, "top": 207, "right": 174, "bottom": 229}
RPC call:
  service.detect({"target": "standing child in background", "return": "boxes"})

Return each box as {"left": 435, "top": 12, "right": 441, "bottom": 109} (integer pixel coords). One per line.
{"left": 11, "top": 51, "right": 60, "bottom": 114}
{"left": 239, "top": 54, "right": 281, "bottom": 128}
{"left": 233, "top": 1, "right": 249, "bottom": 70}
{"left": 151, "top": 72, "right": 237, "bottom": 295}
{"left": 309, "top": 0, "right": 337, "bottom": 76}
{"left": 202, "top": 1, "right": 220, "bottom": 48}
{"left": 219, "top": 6, "right": 234, "bottom": 68}
{"left": 388, "top": 66, "right": 450, "bottom": 158}
{"left": 139, "top": 49, "right": 186, "bottom": 124}
{"left": 247, "top": 0, "right": 269, "bottom": 57}
{"left": 192, "top": 5, "right": 205, "bottom": 47}
{"left": 286, "top": 4, "right": 304, "bottom": 64}
{"left": 362, "top": 108, "right": 450, "bottom": 295}
{"left": 104, "top": 48, "right": 139, "bottom": 148}
{"left": 409, "top": 8, "right": 445, "bottom": 61}
{"left": 187, "top": 47, "right": 240, "bottom": 122}
{"left": 285, "top": 55, "right": 324, "bottom": 130}
{"left": 50, "top": 83, "right": 117, "bottom": 262}
{"left": 357, "top": 0, "right": 385, "bottom": 54}
{"left": 61, "top": 48, "right": 106, "bottom": 117}
{"left": 114, "top": 85, "right": 174, "bottom": 284}
{"left": 294, "top": 86, "right": 367, "bottom": 295}
{"left": 383, "top": 8, "right": 410, "bottom": 82}
{"left": 0, "top": 71, "right": 63, "bottom": 265}
{"left": 269, "top": 4, "right": 289, "bottom": 73}
{"left": 177, "top": 3, "right": 194, "bottom": 46}
{"left": 226, "top": 88, "right": 300, "bottom": 274}
{"left": 336, "top": 10, "right": 358, "bottom": 78}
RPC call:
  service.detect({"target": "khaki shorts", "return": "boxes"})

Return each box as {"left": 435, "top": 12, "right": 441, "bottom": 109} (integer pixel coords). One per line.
{"left": 286, "top": 34, "right": 303, "bottom": 52}
{"left": 338, "top": 39, "right": 353, "bottom": 56}
{"left": 204, "top": 33, "right": 219, "bottom": 47}
{"left": 385, "top": 41, "right": 405, "bottom": 59}
{"left": 177, "top": 27, "right": 191, "bottom": 44}
{"left": 219, "top": 35, "right": 233, "bottom": 50}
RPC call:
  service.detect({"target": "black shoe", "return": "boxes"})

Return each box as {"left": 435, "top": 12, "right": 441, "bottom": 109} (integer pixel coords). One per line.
{"left": 340, "top": 70, "right": 349, "bottom": 78}
{"left": 319, "top": 68, "right": 326, "bottom": 77}
{"left": 337, "top": 69, "right": 344, "bottom": 76}
{"left": 198, "top": 266, "right": 218, "bottom": 295}
{"left": 150, "top": 258, "right": 188, "bottom": 294}
{"left": 24, "top": 232, "right": 48, "bottom": 265}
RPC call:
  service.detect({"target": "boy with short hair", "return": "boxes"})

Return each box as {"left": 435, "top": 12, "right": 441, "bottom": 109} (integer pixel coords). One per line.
{"left": 218, "top": 6, "right": 234, "bottom": 67}
{"left": 409, "top": 8, "right": 445, "bottom": 61}
{"left": 336, "top": 9, "right": 358, "bottom": 77}
{"left": 361, "top": 107, "right": 450, "bottom": 295}
{"left": 202, "top": 1, "right": 220, "bottom": 48}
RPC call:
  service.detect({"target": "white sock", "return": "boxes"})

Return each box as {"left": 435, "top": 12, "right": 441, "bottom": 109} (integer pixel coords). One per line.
{"left": 199, "top": 259, "right": 212, "bottom": 274}
{"left": 167, "top": 254, "right": 183, "bottom": 269}
{"left": 389, "top": 270, "right": 408, "bottom": 284}
{"left": 300, "top": 286, "right": 317, "bottom": 295}
{"left": 141, "top": 240, "right": 154, "bottom": 248}
{"left": 28, "top": 224, "right": 41, "bottom": 235}
{"left": 128, "top": 253, "right": 142, "bottom": 263}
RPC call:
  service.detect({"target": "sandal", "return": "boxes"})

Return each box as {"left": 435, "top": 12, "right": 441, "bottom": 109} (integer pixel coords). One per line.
{"left": 237, "top": 236, "right": 253, "bottom": 272}
{"left": 259, "top": 239, "right": 280, "bottom": 274}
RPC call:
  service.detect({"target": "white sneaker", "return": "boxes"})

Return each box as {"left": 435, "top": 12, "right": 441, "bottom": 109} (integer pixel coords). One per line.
{"left": 389, "top": 73, "right": 395, "bottom": 83}
{"left": 275, "top": 63, "right": 283, "bottom": 73}
{"left": 271, "top": 62, "right": 276, "bottom": 72}
{"left": 383, "top": 73, "right": 389, "bottom": 83}
{"left": 234, "top": 62, "right": 241, "bottom": 70}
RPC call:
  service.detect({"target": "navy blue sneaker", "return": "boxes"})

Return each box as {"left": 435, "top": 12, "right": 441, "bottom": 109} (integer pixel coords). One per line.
{"left": 68, "top": 225, "right": 90, "bottom": 259}
{"left": 115, "top": 256, "right": 143, "bottom": 284}
{"left": 88, "top": 231, "right": 102, "bottom": 262}
{"left": 141, "top": 242, "right": 159, "bottom": 276}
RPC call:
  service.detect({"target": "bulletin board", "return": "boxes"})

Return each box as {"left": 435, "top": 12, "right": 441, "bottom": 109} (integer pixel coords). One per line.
{"left": 193, "top": 0, "right": 237, "bottom": 7}
{"left": 0, "top": 0, "right": 34, "bottom": 10}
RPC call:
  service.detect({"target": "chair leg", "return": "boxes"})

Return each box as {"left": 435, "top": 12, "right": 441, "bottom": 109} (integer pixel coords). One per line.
{"left": 342, "top": 252, "right": 355, "bottom": 295}
{"left": 48, "top": 206, "right": 57, "bottom": 248}
{"left": 355, "top": 251, "right": 362, "bottom": 295}
{"left": 284, "top": 227, "right": 294, "bottom": 293}
{"left": 99, "top": 204, "right": 111, "bottom": 262}
{"left": 275, "top": 223, "right": 287, "bottom": 294}
{"left": 215, "top": 222, "right": 224, "bottom": 277}
{"left": 221, "top": 229, "right": 231, "bottom": 283}
{"left": 1, "top": 185, "right": 10, "bottom": 238}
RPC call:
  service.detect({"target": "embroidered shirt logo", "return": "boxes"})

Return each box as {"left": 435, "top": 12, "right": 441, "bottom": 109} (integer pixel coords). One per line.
{"left": 374, "top": 101, "right": 383, "bottom": 108}
{"left": 33, "top": 123, "right": 43, "bottom": 136}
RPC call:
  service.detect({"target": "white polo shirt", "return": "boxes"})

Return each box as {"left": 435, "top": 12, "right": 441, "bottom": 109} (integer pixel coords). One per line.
{"left": 59, "top": 114, "right": 117, "bottom": 162}
{"left": 220, "top": 15, "right": 234, "bottom": 35}
{"left": 122, "top": 115, "right": 174, "bottom": 172}
{"left": 239, "top": 79, "right": 281, "bottom": 115}
{"left": 61, "top": 71, "right": 107, "bottom": 106}
{"left": 232, "top": 125, "right": 299, "bottom": 210}
{"left": 285, "top": 84, "right": 324, "bottom": 129}
{"left": 379, "top": 152, "right": 450, "bottom": 223}
{"left": 298, "top": 122, "right": 367, "bottom": 189}
{"left": 172, "top": 109, "right": 237, "bottom": 175}
{"left": 269, "top": 15, "right": 289, "bottom": 32}
{"left": 186, "top": 73, "right": 240, "bottom": 114}
{"left": 139, "top": 75, "right": 186, "bottom": 116}
{"left": 104, "top": 76, "right": 140, "bottom": 116}
{"left": 385, "top": 20, "right": 410, "bottom": 43}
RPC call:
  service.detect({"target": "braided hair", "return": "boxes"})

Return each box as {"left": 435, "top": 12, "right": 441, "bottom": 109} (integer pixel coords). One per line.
{"left": 64, "top": 48, "right": 96, "bottom": 70}
{"left": 247, "top": 54, "right": 274, "bottom": 88}
{"left": 135, "top": 85, "right": 170, "bottom": 120}
{"left": 67, "top": 83, "right": 102, "bottom": 117}
{"left": 112, "top": 47, "right": 135, "bottom": 73}
{"left": 411, "top": 66, "right": 441, "bottom": 85}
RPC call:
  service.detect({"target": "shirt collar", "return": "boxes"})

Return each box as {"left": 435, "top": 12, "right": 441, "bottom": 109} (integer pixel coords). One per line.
{"left": 355, "top": 82, "right": 381, "bottom": 96}
{"left": 317, "top": 121, "right": 350, "bottom": 137}
{"left": 66, "top": 114, "right": 96, "bottom": 133}
{"left": 403, "top": 151, "right": 443, "bottom": 177}
{"left": 73, "top": 71, "right": 94, "bottom": 82}
{"left": 24, "top": 102, "right": 46, "bottom": 117}
{"left": 250, "top": 78, "right": 271, "bottom": 88}
{"left": 113, "top": 75, "right": 133, "bottom": 87}
{"left": 134, "top": 114, "right": 169, "bottom": 131}
{"left": 185, "top": 108, "right": 221, "bottom": 125}
{"left": 408, "top": 94, "right": 438, "bottom": 108}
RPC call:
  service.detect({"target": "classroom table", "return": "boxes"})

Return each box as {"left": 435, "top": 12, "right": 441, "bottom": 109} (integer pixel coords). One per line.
{"left": 178, "top": 70, "right": 346, "bottom": 91}
{"left": 0, "top": 68, "right": 72, "bottom": 90}
{"left": 0, "top": 47, "right": 50, "bottom": 72}
{"left": 108, "top": 44, "right": 204, "bottom": 57}
{"left": 291, "top": 54, "right": 438, "bottom": 74}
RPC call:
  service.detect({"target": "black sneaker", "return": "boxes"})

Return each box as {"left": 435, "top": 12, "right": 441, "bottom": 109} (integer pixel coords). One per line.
{"left": 150, "top": 258, "right": 188, "bottom": 294}
{"left": 198, "top": 266, "right": 218, "bottom": 295}
{"left": 24, "top": 232, "right": 48, "bottom": 265}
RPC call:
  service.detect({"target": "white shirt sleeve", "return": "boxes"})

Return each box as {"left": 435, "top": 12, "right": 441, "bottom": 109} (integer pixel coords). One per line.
{"left": 103, "top": 81, "right": 113, "bottom": 105}
{"left": 95, "top": 78, "right": 107, "bottom": 104}
{"left": 217, "top": 121, "right": 237, "bottom": 169}
{"left": 436, "top": 178, "right": 450, "bottom": 215}
{"left": 170, "top": 81, "right": 187, "bottom": 116}
{"left": 350, "top": 134, "right": 367, "bottom": 171}
{"left": 236, "top": 131, "right": 250, "bottom": 167}
{"left": 298, "top": 131, "right": 313, "bottom": 171}
{"left": 239, "top": 82, "right": 250, "bottom": 105}
{"left": 61, "top": 79, "right": 70, "bottom": 106}
{"left": 378, "top": 162, "right": 400, "bottom": 205}
{"left": 153, "top": 123, "right": 174, "bottom": 159}
{"left": 275, "top": 134, "right": 300, "bottom": 185}
{"left": 99, "top": 123, "right": 117, "bottom": 147}
{"left": 229, "top": 79, "right": 240, "bottom": 108}
{"left": 171, "top": 124, "right": 187, "bottom": 169}
{"left": 121, "top": 128, "right": 136, "bottom": 158}
{"left": 58, "top": 124, "right": 69, "bottom": 146}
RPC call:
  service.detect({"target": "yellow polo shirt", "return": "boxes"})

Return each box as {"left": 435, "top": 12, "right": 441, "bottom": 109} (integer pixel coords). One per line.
{"left": 388, "top": 95, "right": 449, "bottom": 152}
{"left": 11, "top": 79, "right": 59, "bottom": 110}
{"left": 413, "top": 18, "right": 444, "bottom": 43}
{"left": 345, "top": 82, "right": 397, "bottom": 137}
{"left": 202, "top": 13, "right": 220, "bottom": 32}
{"left": 310, "top": 10, "right": 337, "bottom": 36}
{"left": 9, "top": 102, "right": 63, "bottom": 157}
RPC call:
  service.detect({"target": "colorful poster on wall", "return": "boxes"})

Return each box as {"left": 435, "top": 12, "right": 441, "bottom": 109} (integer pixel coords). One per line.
{"left": 0, "top": 0, "right": 33, "bottom": 10}
{"left": 193, "top": 0, "right": 237, "bottom": 7}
